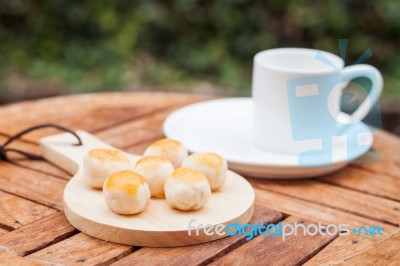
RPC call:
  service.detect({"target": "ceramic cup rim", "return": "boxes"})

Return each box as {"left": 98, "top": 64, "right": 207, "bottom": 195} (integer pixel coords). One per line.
{"left": 254, "top": 47, "right": 345, "bottom": 75}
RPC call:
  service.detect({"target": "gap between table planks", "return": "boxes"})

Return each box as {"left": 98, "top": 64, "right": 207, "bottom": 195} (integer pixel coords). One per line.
{"left": 0, "top": 92, "right": 399, "bottom": 265}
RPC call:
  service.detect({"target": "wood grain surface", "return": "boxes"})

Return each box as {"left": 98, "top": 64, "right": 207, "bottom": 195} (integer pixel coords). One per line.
{"left": 0, "top": 92, "right": 399, "bottom": 265}
{"left": 210, "top": 216, "right": 336, "bottom": 266}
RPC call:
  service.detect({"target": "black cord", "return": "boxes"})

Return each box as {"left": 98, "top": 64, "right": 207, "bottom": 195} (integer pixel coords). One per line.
{"left": 0, "top": 123, "right": 82, "bottom": 161}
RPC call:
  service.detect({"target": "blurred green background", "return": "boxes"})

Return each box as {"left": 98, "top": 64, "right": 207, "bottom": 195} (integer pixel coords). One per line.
{"left": 0, "top": 0, "right": 399, "bottom": 106}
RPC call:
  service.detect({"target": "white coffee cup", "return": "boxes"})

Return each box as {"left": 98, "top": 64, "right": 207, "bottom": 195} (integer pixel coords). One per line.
{"left": 252, "top": 48, "right": 383, "bottom": 154}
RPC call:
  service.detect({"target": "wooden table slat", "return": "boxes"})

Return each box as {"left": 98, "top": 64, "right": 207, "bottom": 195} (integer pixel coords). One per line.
{"left": 356, "top": 130, "right": 400, "bottom": 178}
{"left": 0, "top": 162, "right": 66, "bottom": 210}
{"left": 254, "top": 188, "right": 398, "bottom": 240}
{"left": 8, "top": 160, "right": 70, "bottom": 180}
{"left": 0, "top": 93, "right": 209, "bottom": 144}
{"left": 320, "top": 166, "right": 400, "bottom": 202}
{"left": 0, "top": 212, "right": 76, "bottom": 256}
{"left": 0, "top": 190, "right": 57, "bottom": 230}
{"left": 95, "top": 108, "right": 176, "bottom": 149}
{"left": 250, "top": 178, "right": 400, "bottom": 226}
{"left": 343, "top": 230, "right": 400, "bottom": 265}
{"left": 0, "top": 250, "right": 45, "bottom": 266}
{"left": 210, "top": 216, "right": 336, "bottom": 266}
{"left": 308, "top": 229, "right": 400, "bottom": 265}
{"left": 112, "top": 206, "right": 282, "bottom": 266}
{"left": 0, "top": 228, "right": 8, "bottom": 236}
{"left": 304, "top": 234, "right": 376, "bottom": 265}
{"left": 28, "top": 233, "right": 134, "bottom": 265}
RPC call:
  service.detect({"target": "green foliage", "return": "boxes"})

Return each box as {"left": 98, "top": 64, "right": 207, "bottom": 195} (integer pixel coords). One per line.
{"left": 0, "top": 0, "right": 399, "bottom": 98}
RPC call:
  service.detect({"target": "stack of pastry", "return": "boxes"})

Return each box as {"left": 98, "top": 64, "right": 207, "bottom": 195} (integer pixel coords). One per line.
{"left": 82, "top": 138, "right": 228, "bottom": 215}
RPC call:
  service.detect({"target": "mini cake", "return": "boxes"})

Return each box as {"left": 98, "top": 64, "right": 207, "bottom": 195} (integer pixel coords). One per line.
{"left": 103, "top": 170, "right": 150, "bottom": 215}
{"left": 164, "top": 168, "right": 211, "bottom": 211}
{"left": 134, "top": 156, "right": 174, "bottom": 197}
{"left": 144, "top": 138, "right": 188, "bottom": 168}
{"left": 182, "top": 152, "right": 227, "bottom": 191}
{"left": 83, "top": 148, "right": 131, "bottom": 188}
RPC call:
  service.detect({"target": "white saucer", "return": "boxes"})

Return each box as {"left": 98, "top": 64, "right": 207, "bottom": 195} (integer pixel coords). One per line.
{"left": 163, "top": 98, "right": 373, "bottom": 178}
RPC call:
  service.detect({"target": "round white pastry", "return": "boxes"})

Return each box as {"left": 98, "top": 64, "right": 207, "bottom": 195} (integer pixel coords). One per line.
{"left": 134, "top": 156, "right": 174, "bottom": 197}
{"left": 103, "top": 170, "right": 150, "bottom": 215}
{"left": 83, "top": 148, "right": 131, "bottom": 188}
{"left": 182, "top": 152, "right": 227, "bottom": 191}
{"left": 144, "top": 138, "right": 188, "bottom": 168}
{"left": 164, "top": 168, "right": 211, "bottom": 211}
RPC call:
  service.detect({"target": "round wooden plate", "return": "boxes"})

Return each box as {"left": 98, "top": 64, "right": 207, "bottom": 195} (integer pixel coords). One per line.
{"left": 40, "top": 131, "right": 255, "bottom": 247}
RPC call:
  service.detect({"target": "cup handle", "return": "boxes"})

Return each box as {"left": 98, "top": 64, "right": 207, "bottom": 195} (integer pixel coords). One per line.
{"left": 336, "top": 64, "right": 383, "bottom": 132}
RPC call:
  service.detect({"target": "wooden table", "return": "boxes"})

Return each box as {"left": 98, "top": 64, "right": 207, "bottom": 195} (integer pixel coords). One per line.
{"left": 0, "top": 92, "right": 399, "bottom": 265}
